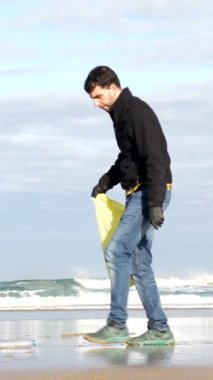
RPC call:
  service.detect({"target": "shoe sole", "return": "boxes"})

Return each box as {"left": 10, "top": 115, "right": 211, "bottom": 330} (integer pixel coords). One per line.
{"left": 83, "top": 334, "right": 129, "bottom": 344}
{"left": 127, "top": 339, "right": 175, "bottom": 347}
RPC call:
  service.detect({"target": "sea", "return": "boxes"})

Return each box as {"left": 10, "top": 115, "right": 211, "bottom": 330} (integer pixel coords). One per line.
{"left": 0, "top": 275, "right": 213, "bottom": 311}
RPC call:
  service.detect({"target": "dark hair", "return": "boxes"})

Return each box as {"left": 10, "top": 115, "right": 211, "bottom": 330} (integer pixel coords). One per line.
{"left": 84, "top": 66, "right": 121, "bottom": 93}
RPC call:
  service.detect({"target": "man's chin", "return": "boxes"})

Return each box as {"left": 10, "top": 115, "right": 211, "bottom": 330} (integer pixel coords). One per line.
{"left": 101, "top": 107, "right": 110, "bottom": 112}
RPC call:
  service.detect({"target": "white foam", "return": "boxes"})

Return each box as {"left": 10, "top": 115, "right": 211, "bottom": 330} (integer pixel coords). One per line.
{"left": 77, "top": 278, "right": 110, "bottom": 290}
{"left": 0, "top": 287, "right": 213, "bottom": 310}
{"left": 0, "top": 275, "right": 212, "bottom": 310}
{"left": 0, "top": 340, "right": 36, "bottom": 349}
{"left": 156, "top": 274, "right": 213, "bottom": 288}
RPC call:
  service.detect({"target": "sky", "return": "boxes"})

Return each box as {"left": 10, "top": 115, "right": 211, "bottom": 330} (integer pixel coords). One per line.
{"left": 0, "top": 0, "right": 212, "bottom": 280}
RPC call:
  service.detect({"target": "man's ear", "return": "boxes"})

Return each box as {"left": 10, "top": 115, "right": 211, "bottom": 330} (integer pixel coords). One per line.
{"left": 109, "top": 83, "right": 117, "bottom": 91}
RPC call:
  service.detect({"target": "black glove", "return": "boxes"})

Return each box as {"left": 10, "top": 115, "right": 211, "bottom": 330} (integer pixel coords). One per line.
{"left": 91, "top": 183, "right": 108, "bottom": 198}
{"left": 149, "top": 207, "right": 164, "bottom": 230}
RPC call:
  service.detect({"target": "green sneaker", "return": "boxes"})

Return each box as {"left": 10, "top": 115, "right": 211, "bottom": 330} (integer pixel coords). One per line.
{"left": 127, "top": 329, "right": 175, "bottom": 346}
{"left": 83, "top": 325, "right": 129, "bottom": 344}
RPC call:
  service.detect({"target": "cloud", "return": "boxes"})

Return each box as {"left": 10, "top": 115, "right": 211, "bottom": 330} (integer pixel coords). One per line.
{"left": 152, "top": 81, "right": 213, "bottom": 131}
{"left": 0, "top": 67, "right": 65, "bottom": 77}
{"left": 37, "top": 0, "right": 213, "bottom": 28}
{"left": 0, "top": 79, "right": 212, "bottom": 201}
{"left": 1, "top": 0, "right": 212, "bottom": 97}
{"left": 0, "top": 0, "right": 212, "bottom": 279}
{"left": 0, "top": 92, "right": 118, "bottom": 193}
{"left": 28, "top": 0, "right": 213, "bottom": 83}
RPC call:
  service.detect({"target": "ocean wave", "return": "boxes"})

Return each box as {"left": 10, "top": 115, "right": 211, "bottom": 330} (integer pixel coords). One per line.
{"left": 0, "top": 278, "right": 84, "bottom": 298}
{"left": 0, "top": 275, "right": 212, "bottom": 310}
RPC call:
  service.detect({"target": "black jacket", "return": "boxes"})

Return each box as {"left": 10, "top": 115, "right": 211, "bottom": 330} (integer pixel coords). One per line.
{"left": 98, "top": 88, "right": 172, "bottom": 207}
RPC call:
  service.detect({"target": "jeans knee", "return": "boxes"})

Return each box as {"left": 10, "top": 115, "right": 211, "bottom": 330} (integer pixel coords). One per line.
{"left": 105, "top": 239, "right": 131, "bottom": 266}
{"left": 105, "top": 240, "right": 116, "bottom": 265}
{"left": 132, "top": 248, "right": 153, "bottom": 275}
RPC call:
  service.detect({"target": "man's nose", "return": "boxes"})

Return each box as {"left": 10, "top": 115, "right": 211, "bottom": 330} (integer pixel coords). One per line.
{"left": 94, "top": 99, "right": 100, "bottom": 107}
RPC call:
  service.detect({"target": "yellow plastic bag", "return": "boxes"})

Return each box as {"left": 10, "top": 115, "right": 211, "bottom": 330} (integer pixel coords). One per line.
{"left": 93, "top": 194, "right": 124, "bottom": 251}
{"left": 93, "top": 194, "right": 134, "bottom": 286}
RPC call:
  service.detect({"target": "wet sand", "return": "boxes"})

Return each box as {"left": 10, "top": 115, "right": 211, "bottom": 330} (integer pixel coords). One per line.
{"left": 0, "top": 309, "right": 212, "bottom": 379}
{"left": 1, "top": 366, "right": 213, "bottom": 380}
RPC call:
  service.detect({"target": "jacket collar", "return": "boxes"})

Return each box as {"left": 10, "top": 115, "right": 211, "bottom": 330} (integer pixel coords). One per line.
{"left": 109, "top": 87, "right": 132, "bottom": 123}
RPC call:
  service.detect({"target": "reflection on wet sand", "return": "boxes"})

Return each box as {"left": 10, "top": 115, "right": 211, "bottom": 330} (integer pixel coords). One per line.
{"left": 83, "top": 345, "right": 175, "bottom": 366}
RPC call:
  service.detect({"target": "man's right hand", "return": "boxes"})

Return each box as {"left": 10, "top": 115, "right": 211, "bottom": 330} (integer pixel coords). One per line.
{"left": 91, "top": 184, "right": 108, "bottom": 198}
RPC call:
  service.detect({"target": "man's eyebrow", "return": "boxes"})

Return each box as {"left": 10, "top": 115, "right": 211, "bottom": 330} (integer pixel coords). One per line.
{"left": 90, "top": 94, "right": 101, "bottom": 99}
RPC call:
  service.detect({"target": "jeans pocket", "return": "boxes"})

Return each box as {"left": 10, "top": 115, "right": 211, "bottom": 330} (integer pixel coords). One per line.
{"left": 163, "top": 190, "right": 172, "bottom": 211}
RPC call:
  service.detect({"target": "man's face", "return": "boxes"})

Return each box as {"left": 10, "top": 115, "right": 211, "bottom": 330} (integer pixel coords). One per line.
{"left": 89, "top": 84, "right": 117, "bottom": 112}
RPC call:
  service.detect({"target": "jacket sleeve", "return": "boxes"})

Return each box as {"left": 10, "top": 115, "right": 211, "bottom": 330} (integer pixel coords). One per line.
{"left": 132, "top": 105, "right": 171, "bottom": 207}
{"left": 98, "top": 153, "right": 123, "bottom": 190}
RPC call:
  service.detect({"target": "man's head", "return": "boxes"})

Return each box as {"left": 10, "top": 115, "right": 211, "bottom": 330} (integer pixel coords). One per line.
{"left": 84, "top": 66, "right": 122, "bottom": 112}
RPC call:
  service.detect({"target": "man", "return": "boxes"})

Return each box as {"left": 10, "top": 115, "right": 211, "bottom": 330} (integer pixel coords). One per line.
{"left": 83, "top": 66, "right": 175, "bottom": 346}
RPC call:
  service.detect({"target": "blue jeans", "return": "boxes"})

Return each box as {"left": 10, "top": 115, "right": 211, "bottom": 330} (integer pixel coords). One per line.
{"left": 105, "top": 189, "right": 171, "bottom": 332}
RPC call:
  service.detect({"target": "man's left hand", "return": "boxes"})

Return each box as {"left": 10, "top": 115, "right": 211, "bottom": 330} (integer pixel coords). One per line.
{"left": 149, "top": 207, "right": 164, "bottom": 229}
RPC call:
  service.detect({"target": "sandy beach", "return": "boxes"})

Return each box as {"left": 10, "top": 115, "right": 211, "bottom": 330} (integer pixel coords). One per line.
{"left": 1, "top": 366, "right": 213, "bottom": 380}
{"left": 0, "top": 309, "right": 213, "bottom": 379}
